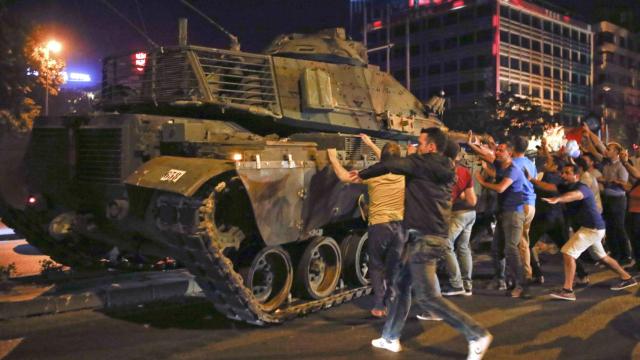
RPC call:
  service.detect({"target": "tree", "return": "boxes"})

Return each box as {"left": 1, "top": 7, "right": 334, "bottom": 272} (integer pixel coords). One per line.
{"left": 0, "top": 4, "right": 65, "bottom": 134}
{"left": 445, "top": 91, "right": 555, "bottom": 142}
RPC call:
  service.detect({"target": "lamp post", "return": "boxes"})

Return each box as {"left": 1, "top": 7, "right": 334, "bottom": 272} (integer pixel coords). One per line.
{"left": 43, "top": 40, "right": 62, "bottom": 116}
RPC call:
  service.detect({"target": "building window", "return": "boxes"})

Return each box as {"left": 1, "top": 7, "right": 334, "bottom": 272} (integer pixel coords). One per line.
{"left": 510, "top": 34, "right": 520, "bottom": 46}
{"left": 563, "top": 26, "right": 570, "bottom": 38}
{"left": 562, "top": 70, "right": 569, "bottom": 81}
{"left": 428, "top": 40, "right": 442, "bottom": 52}
{"left": 444, "top": 12, "right": 458, "bottom": 26}
{"left": 579, "top": 75, "right": 586, "bottom": 86}
{"left": 572, "top": 29, "right": 579, "bottom": 41}
{"left": 544, "top": 43, "right": 551, "bottom": 55}
{"left": 500, "top": 80, "right": 509, "bottom": 92}
{"left": 460, "top": 81, "right": 474, "bottom": 94}
{"left": 500, "top": 6, "right": 509, "bottom": 18}
{"left": 571, "top": 94, "right": 578, "bottom": 104}
{"left": 459, "top": 33, "right": 475, "bottom": 46}
{"left": 553, "top": 90, "right": 560, "bottom": 101}
{"left": 544, "top": 66, "right": 551, "bottom": 77}
{"left": 532, "top": 40, "right": 541, "bottom": 52}
{"left": 476, "top": 80, "right": 486, "bottom": 92}
{"left": 477, "top": 55, "right": 490, "bottom": 67}
{"left": 510, "top": 83, "right": 520, "bottom": 94}
{"left": 532, "top": 87, "right": 541, "bottom": 98}
{"left": 460, "top": 56, "right": 475, "bottom": 70}
{"left": 563, "top": 93, "right": 569, "bottom": 103}
{"left": 553, "top": 68, "right": 560, "bottom": 80}
{"left": 500, "top": 55, "right": 509, "bottom": 67}
{"left": 500, "top": 30, "right": 509, "bottom": 43}
{"left": 543, "top": 20, "right": 551, "bottom": 32}
{"left": 553, "top": 46, "right": 561, "bottom": 57}
{"left": 553, "top": 23, "right": 561, "bottom": 36}
{"left": 444, "top": 36, "right": 457, "bottom": 49}
{"left": 510, "top": 58, "right": 520, "bottom": 70}
{"left": 521, "top": 61, "right": 530, "bottom": 73}
{"left": 563, "top": 49, "right": 570, "bottom": 60}
{"left": 532, "top": 16, "right": 541, "bottom": 29}
{"left": 572, "top": 73, "right": 578, "bottom": 84}
{"left": 521, "top": 36, "right": 530, "bottom": 49}
{"left": 476, "top": 4, "right": 492, "bottom": 17}
{"left": 509, "top": 8, "right": 520, "bottom": 22}
{"left": 572, "top": 51, "right": 579, "bottom": 62}
{"left": 476, "top": 29, "right": 493, "bottom": 43}
{"left": 580, "top": 32, "right": 587, "bottom": 44}
{"left": 444, "top": 61, "right": 457, "bottom": 72}
{"left": 521, "top": 13, "right": 531, "bottom": 26}
{"left": 544, "top": 88, "right": 551, "bottom": 99}
{"left": 579, "top": 96, "right": 587, "bottom": 105}
{"left": 532, "top": 64, "right": 541, "bottom": 75}
{"left": 443, "top": 84, "right": 458, "bottom": 96}
{"left": 427, "top": 63, "right": 441, "bottom": 75}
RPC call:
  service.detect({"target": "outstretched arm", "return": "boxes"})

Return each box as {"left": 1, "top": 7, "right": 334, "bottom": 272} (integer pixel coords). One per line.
{"left": 621, "top": 150, "right": 640, "bottom": 179}
{"left": 327, "top": 149, "right": 359, "bottom": 183}
{"left": 542, "top": 190, "right": 584, "bottom": 204}
{"left": 475, "top": 170, "right": 513, "bottom": 193}
{"left": 467, "top": 131, "right": 495, "bottom": 163}
{"left": 360, "top": 134, "right": 382, "bottom": 160}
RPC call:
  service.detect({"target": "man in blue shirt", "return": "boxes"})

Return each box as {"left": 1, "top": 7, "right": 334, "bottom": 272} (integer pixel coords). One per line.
{"left": 470, "top": 138, "right": 528, "bottom": 298}
{"left": 543, "top": 164, "right": 638, "bottom": 301}
{"left": 511, "top": 136, "right": 537, "bottom": 283}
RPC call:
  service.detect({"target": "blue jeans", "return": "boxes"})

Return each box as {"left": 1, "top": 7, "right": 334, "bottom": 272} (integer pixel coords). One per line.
{"left": 493, "top": 211, "right": 525, "bottom": 287}
{"left": 367, "top": 221, "right": 406, "bottom": 310}
{"left": 444, "top": 210, "right": 476, "bottom": 290}
{"left": 381, "top": 230, "right": 489, "bottom": 342}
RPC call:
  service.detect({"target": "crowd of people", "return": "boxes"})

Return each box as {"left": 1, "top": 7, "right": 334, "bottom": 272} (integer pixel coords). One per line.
{"left": 326, "top": 124, "right": 639, "bottom": 360}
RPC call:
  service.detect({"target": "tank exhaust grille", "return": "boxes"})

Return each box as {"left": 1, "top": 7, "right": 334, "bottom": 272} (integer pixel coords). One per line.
{"left": 77, "top": 128, "right": 123, "bottom": 184}
{"left": 101, "top": 46, "right": 281, "bottom": 117}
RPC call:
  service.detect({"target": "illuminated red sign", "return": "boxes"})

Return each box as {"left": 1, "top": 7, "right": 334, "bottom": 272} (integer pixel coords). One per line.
{"left": 372, "top": 20, "right": 383, "bottom": 29}
{"left": 452, "top": 0, "right": 465, "bottom": 9}
{"left": 133, "top": 52, "right": 147, "bottom": 73}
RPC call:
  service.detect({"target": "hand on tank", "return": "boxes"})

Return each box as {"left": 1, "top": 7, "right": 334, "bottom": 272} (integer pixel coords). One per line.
{"left": 327, "top": 148, "right": 338, "bottom": 162}
{"left": 360, "top": 133, "right": 374, "bottom": 147}
{"left": 407, "top": 143, "right": 417, "bottom": 155}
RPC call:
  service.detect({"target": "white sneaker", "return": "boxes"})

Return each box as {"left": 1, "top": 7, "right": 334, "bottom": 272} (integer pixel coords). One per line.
{"left": 467, "top": 333, "right": 493, "bottom": 360}
{"left": 371, "top": 337, "right": 402, "bottom": 353}
{"left": 416, "top": 312, "right": 443, "bottom": 321}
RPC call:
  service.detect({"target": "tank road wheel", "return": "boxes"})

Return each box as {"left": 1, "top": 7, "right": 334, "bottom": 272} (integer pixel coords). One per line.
{"left": 241, "top": 246, "right": 293, "bottom": 312}
{"left": 295, "top": 236, "right": 342, "bottom": 299}
{"left": 340, "top": 231, "right": 370, "bottom": 286}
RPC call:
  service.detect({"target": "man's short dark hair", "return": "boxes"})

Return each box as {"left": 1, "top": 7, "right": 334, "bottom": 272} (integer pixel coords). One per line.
{"left": 443, "top": 139, "right": 460, "bottom": 160}
{"left": 582, "top": 153, "right": 596, "bottom": 164}
{"left": 563, "top": 163, "right": 580, "bottom": 174}
{"left": 421, "top": 127, "right": 448, "bottom": 152}
{"left": 380, "top": 142, "right": 402, "bottom": 162}
{"left": 575, "top": 157, "right": 589, "bottom": 172}
{"left": 553, "top": 156, "right": 567, "bottom": 171}
{"left": 512, "top": 136, "right": 529, "bottom": 153}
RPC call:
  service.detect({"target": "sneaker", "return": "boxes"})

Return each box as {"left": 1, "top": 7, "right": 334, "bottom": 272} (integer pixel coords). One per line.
{"left": 442, "top": 287, "right": 466, "bottom": 296}
{"left": 509, "top": 286, "right": 532, "bottom": 299}
{"left": 370, "top": 308, "right": 386, "bottom": 318}
{"left": 485, "top": 279, "right": 507, "bottom": 291}
{"left": 610, "top": 277, "right": 638, "bottom": 291}
{"left": 549, "top": 288, "right": 576, "bottom": 301}
{"left": 463, "top": 289, "right": 473, "bottom": 296}
{"left": 416, "top": 312, "right": 443, "bottom": 321}
{"left": 574, "top": 276, "right": 590, "bottom": 287}
{"left": 371, "top": 337, "right": 402, "bottom": 353}
{"left": 467, "top": 333, "right": 493, "bottom": 360}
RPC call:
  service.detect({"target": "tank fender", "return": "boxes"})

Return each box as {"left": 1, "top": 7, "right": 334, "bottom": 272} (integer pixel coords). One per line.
{"left": 124, "top": 156, "right": 235, "bottom": 197}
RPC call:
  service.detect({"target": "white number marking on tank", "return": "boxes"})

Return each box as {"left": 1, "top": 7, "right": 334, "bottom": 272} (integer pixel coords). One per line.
{"left": 160, "top": 169, "right": 187, "bottom": 183}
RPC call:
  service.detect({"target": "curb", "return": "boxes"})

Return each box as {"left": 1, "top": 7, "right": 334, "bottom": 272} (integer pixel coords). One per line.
{"left": 0, "top": 270, "right": 202, "bottom": 320}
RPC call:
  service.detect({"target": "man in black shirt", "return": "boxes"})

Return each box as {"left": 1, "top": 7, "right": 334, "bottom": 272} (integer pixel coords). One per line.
{"left": 350, "top": 128, "right": 492, "bottom": 359}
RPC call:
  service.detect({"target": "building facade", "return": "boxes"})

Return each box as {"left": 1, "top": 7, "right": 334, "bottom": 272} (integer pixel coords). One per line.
{"left": 593, "top": 21, "right": 640, "bottom": 145}
{"left": 364, "top": 0, "right": 593, "bottom": 126}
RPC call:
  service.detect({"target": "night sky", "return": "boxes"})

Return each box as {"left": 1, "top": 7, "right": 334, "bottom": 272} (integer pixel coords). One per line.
{"left": 6, "top": 0, "right": 639, "bottom": 84}
{"left": 7, "top": 0, "right": 351, "bottom": 82}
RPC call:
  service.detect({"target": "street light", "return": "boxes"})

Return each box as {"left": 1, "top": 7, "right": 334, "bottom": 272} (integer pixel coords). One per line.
{"left": 601, "top": 86, "right": 611, "bottom": 143}
{"left": 43, "top": 40, "right": 62, "bottom": 116}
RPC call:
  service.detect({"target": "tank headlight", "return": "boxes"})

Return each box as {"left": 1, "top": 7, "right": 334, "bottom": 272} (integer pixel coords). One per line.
{"left": 232, "top": 153, "right": 243, "bottom": 161}
{"left": 27, "top": 196, "right": 37, "bottom": 205}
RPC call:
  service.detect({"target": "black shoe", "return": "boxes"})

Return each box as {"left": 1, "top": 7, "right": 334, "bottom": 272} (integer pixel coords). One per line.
{"left": 442, "top": 287, "right": 466, "bottom": 296}
{"left": 550, "top": 288, "right": 576, "bottom": 301}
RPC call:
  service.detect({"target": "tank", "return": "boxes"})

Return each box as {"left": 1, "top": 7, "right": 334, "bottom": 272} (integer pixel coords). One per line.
{"left": 2, "top": 27, "right": 452, "bottom": 324}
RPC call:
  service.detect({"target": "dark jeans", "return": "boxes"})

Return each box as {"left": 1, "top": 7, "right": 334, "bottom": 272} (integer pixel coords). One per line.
{"left": 603, "top": 195, "right": 633, "bottom": 260}
{"left": 529, "top": 213, "right": 588, "bottom": 278}
{"left": 381, "top": 230, "right": 488, "bottom": 342}
{"left": 493, "top": 211, "right": 525, "bottom": 287}
{"left": 367, "top": 221, "right": 406, "bottom": 310}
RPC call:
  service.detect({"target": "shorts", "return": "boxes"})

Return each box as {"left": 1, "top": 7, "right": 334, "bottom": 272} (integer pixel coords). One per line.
{"left": 561, "top": 227, "right": 606, "bottom": 260}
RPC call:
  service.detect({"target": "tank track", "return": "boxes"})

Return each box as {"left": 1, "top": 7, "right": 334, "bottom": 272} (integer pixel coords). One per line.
{"left": 0, "top": 207, "right": 106, "bottom": 268}
{"left": 154, "top": 190, "right": 371, "bottom": 325}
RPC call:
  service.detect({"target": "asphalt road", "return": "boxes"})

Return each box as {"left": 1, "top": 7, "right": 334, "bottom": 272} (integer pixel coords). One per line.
{"left": 1, "top": 255, "right": 639, "bottom": 360}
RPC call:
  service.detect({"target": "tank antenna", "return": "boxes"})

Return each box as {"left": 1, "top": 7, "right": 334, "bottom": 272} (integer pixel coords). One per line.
{"left": 100, "top": 0, "right": 160, "bottom": 48}
{"left": 180, "top": 0, "right": 240, "bottom": 50}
